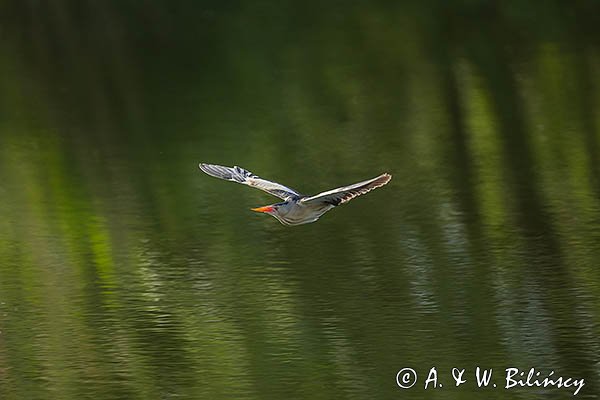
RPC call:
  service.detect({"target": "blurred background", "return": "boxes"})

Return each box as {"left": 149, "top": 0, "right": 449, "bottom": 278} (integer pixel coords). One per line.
{"left": 0, "top": 1, "right": 599, "bottom": 399}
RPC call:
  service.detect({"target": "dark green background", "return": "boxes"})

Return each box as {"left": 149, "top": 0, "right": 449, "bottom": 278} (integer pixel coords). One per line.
{"left": 1, "top": 1, "right": 599, "bottom": 399}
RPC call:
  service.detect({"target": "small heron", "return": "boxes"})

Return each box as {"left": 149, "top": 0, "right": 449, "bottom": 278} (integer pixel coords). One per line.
{"left": 199, "top": 163, "right": 391, "bottom": 226}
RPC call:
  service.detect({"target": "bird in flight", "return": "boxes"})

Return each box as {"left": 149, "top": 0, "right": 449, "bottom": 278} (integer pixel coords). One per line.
{"left": 199, "top": 163, "right": 391, "bottom": 226}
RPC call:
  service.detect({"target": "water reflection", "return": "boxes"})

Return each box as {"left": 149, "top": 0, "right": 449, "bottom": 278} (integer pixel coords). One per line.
{"left": 1, "top": 1, "right": 600, "bottom": 399}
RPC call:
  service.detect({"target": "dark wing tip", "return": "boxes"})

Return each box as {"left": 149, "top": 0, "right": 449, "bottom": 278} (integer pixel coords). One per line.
{"left": 198, "top": 163, "right": 230, "bottom": 179}
{"left": 199, "top": 162, "right": 213, "bottom": 171}
{"left": 375, "top": 173, "right": 392, "bottom": 187}
{"left": 199, "top": 163, "right": 218, "bottom": 176}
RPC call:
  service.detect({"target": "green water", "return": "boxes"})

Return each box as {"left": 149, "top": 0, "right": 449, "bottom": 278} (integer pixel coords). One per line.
{"left": 1, "top": 2, "right": 599, "bottom": 399}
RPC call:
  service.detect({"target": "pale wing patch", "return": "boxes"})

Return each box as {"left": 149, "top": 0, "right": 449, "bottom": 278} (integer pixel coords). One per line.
{"left": 199, "top": 163, "right": 300, "bottom": 200}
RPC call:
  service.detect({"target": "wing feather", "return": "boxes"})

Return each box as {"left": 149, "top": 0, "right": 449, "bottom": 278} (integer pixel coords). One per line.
{"left": 300, "top": 173, "right": 391, "bottom": 206}
{"left": 199, "top": 163, "right": 300, "bottom": 200}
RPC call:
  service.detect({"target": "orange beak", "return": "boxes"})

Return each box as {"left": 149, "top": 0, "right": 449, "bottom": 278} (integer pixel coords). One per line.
{"left": 251, "top": 205, "right": 274, "bottom": 213}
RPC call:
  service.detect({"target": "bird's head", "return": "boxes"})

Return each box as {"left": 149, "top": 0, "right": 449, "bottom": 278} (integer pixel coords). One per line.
{"left": 251, "top": 205, "right": 275, "bottom": 214}
{"left": 251, "top": 202, "right": 286, "bottom": 215}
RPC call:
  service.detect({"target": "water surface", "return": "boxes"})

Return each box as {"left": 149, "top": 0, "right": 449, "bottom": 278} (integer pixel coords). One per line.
{"left": 1, "top": 2, "right": 599, "bottom": 399}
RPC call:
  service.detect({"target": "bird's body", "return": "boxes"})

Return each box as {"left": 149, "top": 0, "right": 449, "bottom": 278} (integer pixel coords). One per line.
{"left": 256, "top": 200, "right": 335, "bottom": 226}
{"left": 198, "top": 163, "right": 391, "bottom": 226}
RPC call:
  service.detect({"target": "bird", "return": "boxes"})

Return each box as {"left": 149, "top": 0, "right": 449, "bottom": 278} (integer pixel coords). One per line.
{"left": 199, "top": 163, "right": 392, "bottom": 226}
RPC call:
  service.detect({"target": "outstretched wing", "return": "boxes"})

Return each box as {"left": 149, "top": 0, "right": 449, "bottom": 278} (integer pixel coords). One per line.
{"left": 300, "top": 173, "right": 391, "bottom": 206}
{"left": 199, "top": 163, "right": 300, "bottom": 200}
